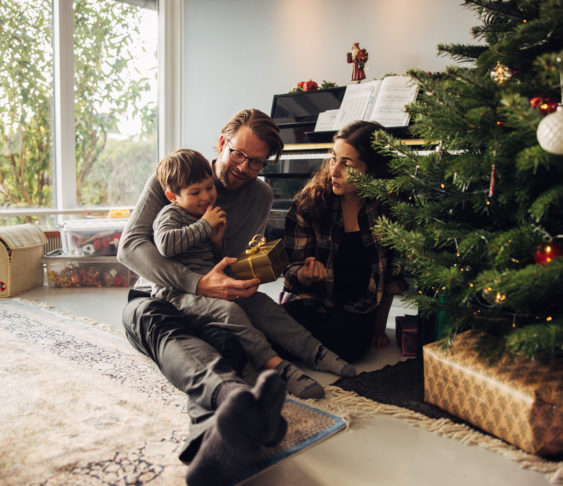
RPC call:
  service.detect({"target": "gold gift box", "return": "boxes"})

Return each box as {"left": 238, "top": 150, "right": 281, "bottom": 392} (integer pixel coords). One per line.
{"left": 423, "top": 331, "right": 563, "bottom": 456}
{"left": 231, "top": 237, "right": 289, "bottom": 284}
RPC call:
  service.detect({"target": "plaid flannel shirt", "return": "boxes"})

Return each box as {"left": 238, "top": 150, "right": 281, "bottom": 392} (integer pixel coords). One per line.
{"left": 283, "top": 194, "right": 407, "bottom": 314}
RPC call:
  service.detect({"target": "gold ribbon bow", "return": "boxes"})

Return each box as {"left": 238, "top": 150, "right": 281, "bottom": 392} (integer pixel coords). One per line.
{"left": 245, "top": 234, "right": 267, "bottom": 255}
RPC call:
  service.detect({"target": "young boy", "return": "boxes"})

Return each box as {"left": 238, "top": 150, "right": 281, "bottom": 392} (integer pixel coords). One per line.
{"left": 151, "top": 149, "right": 356, "bottom": 399}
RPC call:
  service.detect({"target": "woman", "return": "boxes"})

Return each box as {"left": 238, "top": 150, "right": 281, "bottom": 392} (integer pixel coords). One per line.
{"left": 282, "top": 120, "right": 407, "bottom": 362}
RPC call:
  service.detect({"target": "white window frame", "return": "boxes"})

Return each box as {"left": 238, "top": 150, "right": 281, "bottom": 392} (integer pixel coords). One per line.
{"left": 50, "top": 0, "right": 183, "bottom": 213}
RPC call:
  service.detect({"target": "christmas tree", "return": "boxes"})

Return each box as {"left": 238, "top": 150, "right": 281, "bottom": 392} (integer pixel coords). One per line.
{"left": 355, "top": 0, "right": 563, "bottom": 362}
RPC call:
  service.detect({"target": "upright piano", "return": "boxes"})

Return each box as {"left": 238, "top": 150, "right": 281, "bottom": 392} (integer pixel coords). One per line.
{"left": 262, "top": 87, "right": 346, "bottom": 239}
{"left": 262, "top": 86, "right": 424, "bottom": 239}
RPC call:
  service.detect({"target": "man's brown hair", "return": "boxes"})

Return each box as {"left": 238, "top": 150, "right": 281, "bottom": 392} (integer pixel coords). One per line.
{"left": 214, "top": 108, "right": 284, "bottom": 162}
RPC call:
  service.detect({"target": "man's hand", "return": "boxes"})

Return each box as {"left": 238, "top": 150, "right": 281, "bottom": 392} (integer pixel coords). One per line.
{"left": 297, "top": 257, "right": 327, "bottom": 287}
{"left": 196, "top": 257, "right": 260, "bottom": 300}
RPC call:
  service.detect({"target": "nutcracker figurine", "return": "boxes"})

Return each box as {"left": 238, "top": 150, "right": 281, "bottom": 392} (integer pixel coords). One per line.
{"left": 347, "top": 42, "right": 368, "bottom": 82}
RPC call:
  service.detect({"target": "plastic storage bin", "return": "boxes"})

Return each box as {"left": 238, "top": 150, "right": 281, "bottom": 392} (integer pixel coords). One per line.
{"left": 44, "top": 250, "right": 137, "bottom": 288}
{"left": 58, "top": 218, "right": 128, "bottom": 256}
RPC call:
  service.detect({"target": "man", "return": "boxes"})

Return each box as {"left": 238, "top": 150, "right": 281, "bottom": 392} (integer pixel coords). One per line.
{"left": 118, "top": 109, "right": 288, "bottom": 486}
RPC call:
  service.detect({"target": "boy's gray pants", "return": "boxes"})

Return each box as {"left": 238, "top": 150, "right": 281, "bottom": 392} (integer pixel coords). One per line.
{"left": 160, "top": 289, "right": 322, "bottom": 369}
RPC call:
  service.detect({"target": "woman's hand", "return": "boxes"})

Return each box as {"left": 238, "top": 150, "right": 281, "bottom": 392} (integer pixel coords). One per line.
{"left": 297, "top": 257, "right": 327, "bottom": 287}
{"left": 372, "top": 332, "right": 391, "bottom": 349}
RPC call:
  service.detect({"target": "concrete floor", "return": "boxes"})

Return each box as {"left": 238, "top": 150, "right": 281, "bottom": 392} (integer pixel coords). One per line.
{"left": 18, "top": 281, "right": 555, "bottom": 486}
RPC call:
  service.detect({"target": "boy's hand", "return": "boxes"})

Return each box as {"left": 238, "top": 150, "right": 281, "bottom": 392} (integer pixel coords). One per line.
{"left": 210, "top": 219, "right": 226, "bottom": 247}
{"left": 202, "top": 205, "right": 226, "bottom": 229}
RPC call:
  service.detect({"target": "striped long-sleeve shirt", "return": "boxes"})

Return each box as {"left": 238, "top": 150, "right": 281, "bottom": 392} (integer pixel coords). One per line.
{"left": 152, "top": 204, "right": 220, "bottom": 277}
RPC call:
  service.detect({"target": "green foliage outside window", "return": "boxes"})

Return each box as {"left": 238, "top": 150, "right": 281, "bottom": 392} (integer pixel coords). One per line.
{"left": 0, "top": 0, "right": 156, "bottom": 211}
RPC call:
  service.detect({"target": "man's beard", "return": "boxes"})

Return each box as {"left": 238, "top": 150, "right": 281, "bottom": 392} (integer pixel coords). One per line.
{"left": 216, "top": 162, "right": 251, "bottom": 191}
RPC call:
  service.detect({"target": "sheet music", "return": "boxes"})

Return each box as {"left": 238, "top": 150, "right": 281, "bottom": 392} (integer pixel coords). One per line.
{"left": 314, "top": 109, "right": 340, "bottom": 132}
{"left": 332, "top": 80, "right": 380, "bottom": 131}
{"left": 366, "top": 75, "right": 419, "bottom": 127}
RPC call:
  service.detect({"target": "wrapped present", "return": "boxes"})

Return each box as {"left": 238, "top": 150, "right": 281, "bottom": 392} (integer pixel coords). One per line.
{"left": 423, "top": 331, "right": 563, "bottom": 456}
{"left": 231, "top": 235, "right": 289, "bottom": 284}
{"left": 395, "top": 315, "right": 420, "bottom": 356}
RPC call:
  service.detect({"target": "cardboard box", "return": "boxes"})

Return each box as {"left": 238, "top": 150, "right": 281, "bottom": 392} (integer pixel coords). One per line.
{"left": 58, "top": 218, "right": 128, "bottom": 256}
{"left": 423, "top": 331, "right": 563, "bottom": 456}
{"left": 231, "top": 237, "right": 289, "bottom": 284}
{"left": 0, "top": 224, "right": 47, "bottom": 297}
{"left": 44, "top": 250, "right": 137, "bottom": 288}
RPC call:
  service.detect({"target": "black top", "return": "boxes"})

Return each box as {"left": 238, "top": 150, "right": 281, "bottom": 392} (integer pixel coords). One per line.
{"left": 333, "top": 231, "right": 371, "bottom": 307}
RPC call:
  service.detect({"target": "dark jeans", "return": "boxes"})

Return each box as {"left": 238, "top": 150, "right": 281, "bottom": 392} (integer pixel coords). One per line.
{"left": 283, "top": 299, "right": 373, "bottom": 362}
{"left": 122, "top": 290, "right": 248, "bottom": 463}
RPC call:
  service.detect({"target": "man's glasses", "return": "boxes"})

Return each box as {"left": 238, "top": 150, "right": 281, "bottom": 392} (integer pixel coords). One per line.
{"left": 227, "top": 141, "right": 267, "bottom": 171}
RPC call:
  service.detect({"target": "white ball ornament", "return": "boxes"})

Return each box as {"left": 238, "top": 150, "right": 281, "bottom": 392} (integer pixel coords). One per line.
{"left": 537, "top": 105, "right": 563, "bottom": 155}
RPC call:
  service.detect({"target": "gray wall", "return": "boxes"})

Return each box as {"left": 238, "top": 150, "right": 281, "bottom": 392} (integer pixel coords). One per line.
{"left": 183, "top": 0, "right": 479, "bottom": 158}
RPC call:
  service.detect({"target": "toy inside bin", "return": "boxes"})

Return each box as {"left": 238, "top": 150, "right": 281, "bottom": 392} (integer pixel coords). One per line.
{"left": 58, "top": 219, "right": 128, "bottom": 256}
{"left": 44, "top": 250, "right": 137, "bottom": 288}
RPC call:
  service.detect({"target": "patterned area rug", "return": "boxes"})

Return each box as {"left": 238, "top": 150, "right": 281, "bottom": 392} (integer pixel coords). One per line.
{"left": 335, "top": 358, "right": 467, "bottom": 422}
{"left": 0, "top": 299, "right": 345, "bottom": 486}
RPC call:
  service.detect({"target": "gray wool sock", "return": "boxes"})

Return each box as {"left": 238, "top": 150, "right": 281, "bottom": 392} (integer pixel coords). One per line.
{"left": 186, "top": 370, "right": 286, "bottom": 486}
{"left": 311, "top": 345, "right": 357, "bottom": 377}
{"left": 275, "top": 360, "right": 325, "bottom": 399}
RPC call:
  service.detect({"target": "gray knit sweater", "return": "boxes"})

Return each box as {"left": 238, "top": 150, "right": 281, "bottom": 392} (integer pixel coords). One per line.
{"left": 117, "top": 171, "right": 274, "bottom": 294}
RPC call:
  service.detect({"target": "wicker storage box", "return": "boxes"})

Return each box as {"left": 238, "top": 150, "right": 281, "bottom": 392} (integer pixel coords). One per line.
{"left": 0, "top": 224, "right": 47, "bottom": 297}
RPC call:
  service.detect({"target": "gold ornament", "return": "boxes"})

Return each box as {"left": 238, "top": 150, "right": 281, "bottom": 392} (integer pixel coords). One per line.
{"left": 490, "top": 62, "right": 512, "bottom": 84}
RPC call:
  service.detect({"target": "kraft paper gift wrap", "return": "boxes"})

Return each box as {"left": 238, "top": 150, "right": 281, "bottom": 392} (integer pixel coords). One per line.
{"left": 231, "top": 235, "right": 289, "bottom": 284}
{"left": 423, "top": 331, "right": 563, "bottom": 457}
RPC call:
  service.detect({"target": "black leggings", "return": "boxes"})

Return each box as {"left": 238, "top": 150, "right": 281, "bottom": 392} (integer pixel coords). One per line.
{"left": 283, "top": 299, "right": 373, "bottom": 362}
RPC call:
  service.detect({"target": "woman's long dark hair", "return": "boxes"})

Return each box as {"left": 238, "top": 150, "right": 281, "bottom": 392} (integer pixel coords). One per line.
{"left": 294, "top": 120, "right": 391, "bottom": 221}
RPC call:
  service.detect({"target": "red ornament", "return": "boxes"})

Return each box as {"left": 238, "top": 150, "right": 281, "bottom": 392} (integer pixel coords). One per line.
{"left": 533, "top": 241, "right": 563, "bottom": 265}
{"left": 296, "top": 80, "right": 318, "bottom": 91}
{"left": 304, "top": 80, "right": 318, "bottom": 91}
{"left": 530, "top": 97, "right": 558, "bottom": 115}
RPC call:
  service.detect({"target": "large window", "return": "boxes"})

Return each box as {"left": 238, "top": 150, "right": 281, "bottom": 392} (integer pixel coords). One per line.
{"left": 0, "top": 0, "right": 167, "bottom": 226}
{"left": 73, "top": 0, "right": 158, "bottom": 207}
{"left": 0, "top": 1, "right": 54, "bottom": 212}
